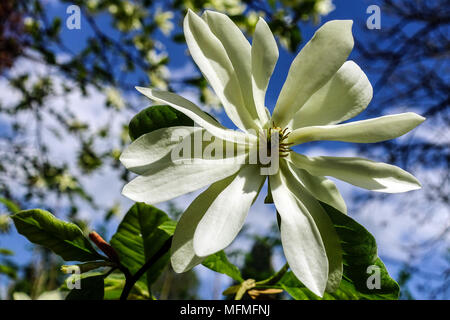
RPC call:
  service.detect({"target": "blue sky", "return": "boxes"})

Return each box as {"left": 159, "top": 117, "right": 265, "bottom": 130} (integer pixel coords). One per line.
{"left": 1, "top": 0, "right": 446, "bottom": 299}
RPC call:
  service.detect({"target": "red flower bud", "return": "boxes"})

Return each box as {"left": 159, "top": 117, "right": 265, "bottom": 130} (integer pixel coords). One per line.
{"left": 89, "top": 231, "right": 120, "bottom": 263}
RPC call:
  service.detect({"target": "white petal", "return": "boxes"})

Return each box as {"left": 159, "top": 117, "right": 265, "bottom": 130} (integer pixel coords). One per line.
{"left": 272, "top": 20, "right": 354, "bottom": 127}
{"left": 171, "top": 175, "right": 235, "bottom": 273}
{"left": 120, "top": 126, "right": 199, "bottom": 174}
{"left": 290, "top": 153, "right": 422, "bottom": 193}
{"left": 289, "top": 61, "right": 373, "bottom": 129}
{"left": 251, "top": 17, "right": 278, "bottom": 126}
{"left": 281, "top": 162, "right": 343, "bottom": 292}
{"left": 122, "top": 152, "right": 247, "bottom": 204}
{"left": 184, "top": 10, "right": 258, "bottom": 131}
{"left": 193, "top": 165, "right": 265, "bottom": 256}
{"left": 135, "top": 87, "right": 257, "bottom": 145}
{"left": 270, "top": 169, "right": 328, "bottom": 297}
{"left": 203, "top": 11, "right": 262, "bottom": 127}
{"left": 287, "top": 159, "right": 347, "bottom": 214}
{"left": 121, "top": 126, "right": 248, "bottom": 175}
{"left": 288, "top": 113, "right": 425, "bottom": 145}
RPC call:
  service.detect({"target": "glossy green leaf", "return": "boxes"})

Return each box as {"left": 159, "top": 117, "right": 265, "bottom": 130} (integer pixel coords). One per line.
{"left": 278, "top": 202, "right": 399, "bottom": 300}
{"left": 128, "top": 105, "right": 194, "bottom": 141}
{"left": 66, "top": 275, "right": 104, "bottom": 300}
{"left": 110, "top": 203, "right": 173, "bottom": 290}
{"left": 158, "top": 220, "right": 177, "bottom": 235}
{"left": 280, "top": 264, "right": 396, "bottom": 300}
{"left": 324, "top": 202, "right": 399, "bottom": 299}
{"left": 202, "top": 251, "right": 244, "bottom": 282}
{"left": 11, "top": 209, "right": 103, "bottom": 262}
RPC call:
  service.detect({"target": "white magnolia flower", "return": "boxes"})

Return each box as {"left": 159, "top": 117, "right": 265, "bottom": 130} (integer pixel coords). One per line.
{"left": 120, "top": 10, "right": 424, "bottom": 296}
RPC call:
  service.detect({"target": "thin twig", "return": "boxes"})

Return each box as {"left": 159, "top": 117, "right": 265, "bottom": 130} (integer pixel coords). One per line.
{"left": 256, "top": 263, "right": 289, "bottom": 286}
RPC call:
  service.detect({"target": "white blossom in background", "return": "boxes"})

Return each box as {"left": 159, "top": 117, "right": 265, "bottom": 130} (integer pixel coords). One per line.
{"left": 145, "top": 50, "right": 170, "bottom": 90}
{"left": 120, "top": 10, "right": 424, "bottom": 296}
{"left": 315, "top": 0, "right": 335, "bottom": 16}
{"left": 154, "top": 7, "right": 174, "bottom": 36}
{"left": 204, "top": 0, "right": 246, "bottom": 16}
{"left": 106, "top": 87, "right": 125, "bottom": 110}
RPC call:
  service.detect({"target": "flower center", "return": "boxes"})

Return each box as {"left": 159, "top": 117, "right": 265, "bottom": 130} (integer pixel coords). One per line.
{"left": 265, "top": 123, "right": 293, "bottom": 158}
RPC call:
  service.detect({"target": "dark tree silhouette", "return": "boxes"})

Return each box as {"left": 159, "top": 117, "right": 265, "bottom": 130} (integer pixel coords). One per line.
{"left": 356, "top": 0, "right": 449, "bottom": 299}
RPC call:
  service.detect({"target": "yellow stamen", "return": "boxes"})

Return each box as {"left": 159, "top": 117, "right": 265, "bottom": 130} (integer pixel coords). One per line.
{"left": 266, "top": 124, "right": 292, "bottom": 157}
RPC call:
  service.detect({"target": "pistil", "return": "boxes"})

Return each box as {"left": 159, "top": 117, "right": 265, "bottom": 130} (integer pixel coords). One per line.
{"left": 267, "top": 123, "right": 293, "bottom": 158}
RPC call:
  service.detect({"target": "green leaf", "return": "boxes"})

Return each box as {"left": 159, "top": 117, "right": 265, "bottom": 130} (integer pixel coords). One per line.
{"left": 0, "top": 248, "right": 14, "bottom": 256}
{"left": 158, "top": 220, "right": 177, "bottom": 235}
{"left": 279, "top": 271, "right": 358, "bottom": 300}
{"left": 128, "top": 105, "right": 194, "bottom": 141}
{"left": 202, "top": 251, "right": 244, "bottom": 282}
{"left": 103, "top": 273, "right": 150, "bottom": 300}
{"left": 63, "top": 272, "right": 149, "bottom": 300}
{"left": 0, "top": 264, "right": 17, "bottom": 279}
{"left": 110, "top": 203, "right": 173, "bottom": 290}
{"left": 324, "top": 202, "right": 399, "bottom": 299}
{"left": 279, "top": 202, "right": 400, "bottom": 300}
{"left": 0, "top": 197, "right": 20, "bottom": 213}
{"left": 66, "top": 275, "right": 104, "bottom": 300}
{"left": 11, "top": 209, "right": 103, "bottom": 262}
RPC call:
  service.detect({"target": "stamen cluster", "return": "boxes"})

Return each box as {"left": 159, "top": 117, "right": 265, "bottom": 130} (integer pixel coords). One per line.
{"left": 267, "top": 123, "right": 293, "bottom": 157}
